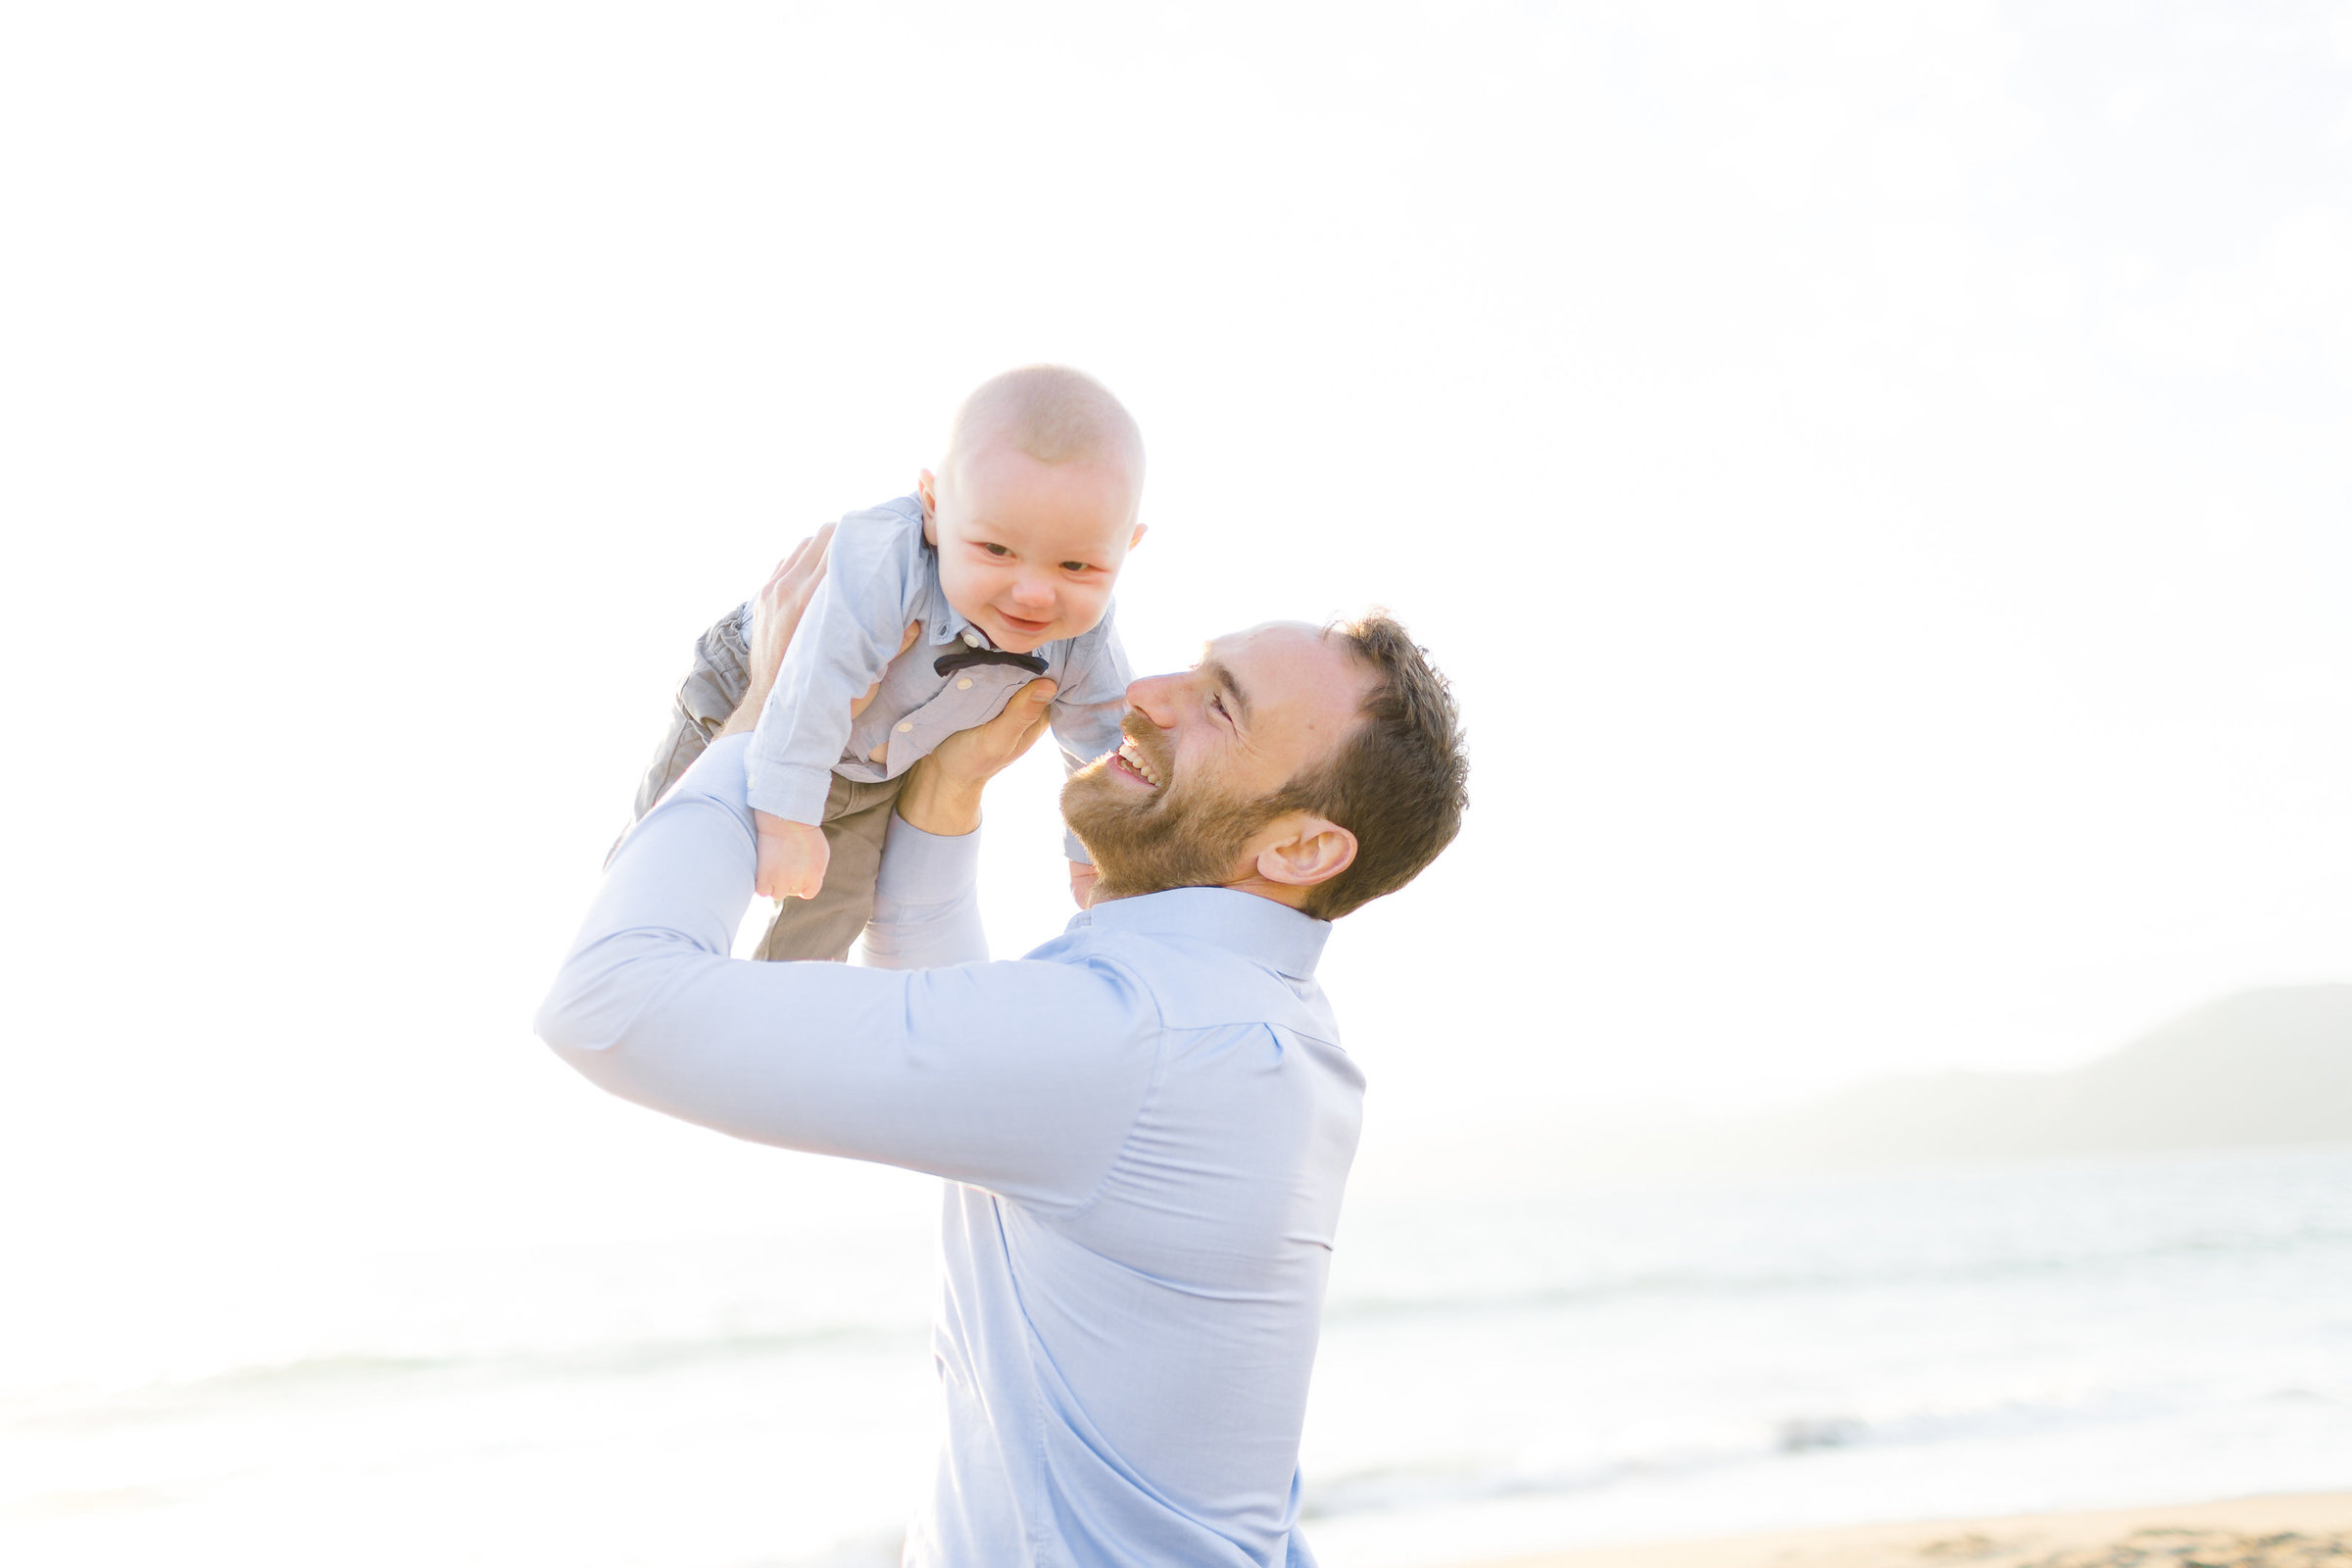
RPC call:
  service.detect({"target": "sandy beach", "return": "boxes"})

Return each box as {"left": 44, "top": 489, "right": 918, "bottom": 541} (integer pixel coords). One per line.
{"left": 1469, "top": 1494, "right": 2352, "bottom": 1568}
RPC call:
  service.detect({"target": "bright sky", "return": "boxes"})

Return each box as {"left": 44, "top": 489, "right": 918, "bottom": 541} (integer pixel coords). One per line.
{"left": 4, "top": 2, "right": 2349, "bottom": 1330}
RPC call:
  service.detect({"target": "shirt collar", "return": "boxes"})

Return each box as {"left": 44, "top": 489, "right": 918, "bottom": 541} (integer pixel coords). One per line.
{"left": 915, "top": 543, "right": 983, "bottom": 648}
{"left": 1071, "top": 886, "right": 1332, "bottom": 980}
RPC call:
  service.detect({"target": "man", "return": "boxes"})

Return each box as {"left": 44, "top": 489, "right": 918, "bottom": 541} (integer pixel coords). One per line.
{"left": 537, "top": 535, "right": 1468, "bottom": 1565}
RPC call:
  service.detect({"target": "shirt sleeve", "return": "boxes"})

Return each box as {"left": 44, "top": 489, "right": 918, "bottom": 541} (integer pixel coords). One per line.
{"left": 743, "top": 515, "right": 923, "bottom": 824}
{"left": 536, "top": 735, "right": 1157, "bottom": 1208}
{"left": 854, "top": 810, "right": 990, "bottom": 969}
{"left": 1049, "top": 614, "right": 1136, "bottom": 862}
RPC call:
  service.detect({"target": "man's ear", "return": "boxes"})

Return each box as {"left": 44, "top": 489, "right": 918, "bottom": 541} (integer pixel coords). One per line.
{"left": 918, "top": 469, "right": 939, "bottom": 546}
{"left": 1251, "top": 813, "right": 1356, "bottom": 892}
{"left": 1128, "top": 520, "right": 1149, "bottom": 551}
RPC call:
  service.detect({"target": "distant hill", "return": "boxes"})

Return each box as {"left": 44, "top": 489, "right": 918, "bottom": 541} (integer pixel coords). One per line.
{"left": 1695, "top": 984, "right": 2352, "bottom": 1171}
{"left": 1369, "top": 986, "right": 2352, "bottom": 1191}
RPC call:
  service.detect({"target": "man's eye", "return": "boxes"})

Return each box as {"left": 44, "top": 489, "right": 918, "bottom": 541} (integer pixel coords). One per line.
{"left": 1210, "top": 694, "right": 1230, "bottom": 719}
{"left": 983, "top": 544, "right": 1010, "bottom": 557}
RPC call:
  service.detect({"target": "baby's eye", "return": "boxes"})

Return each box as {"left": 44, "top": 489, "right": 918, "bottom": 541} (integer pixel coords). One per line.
{"left": 982, "top": 543, "right": 1010, "bottom": 557}
{"left": 1060, "top": 561, "right": 1092, "bottom": 573}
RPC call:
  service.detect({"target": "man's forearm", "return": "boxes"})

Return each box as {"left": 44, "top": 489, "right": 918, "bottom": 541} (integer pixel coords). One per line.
{"left": 536, "top": 732, "right": 1143, "bottom": 1205}
{"left": 716, "top": 639, "right": 776, "bottom": 738}
{"left": 860, "top": 811, "right": 988, "bottom": 968}
{"left": 894, "top": 764, "right": 986, "bottom": 838}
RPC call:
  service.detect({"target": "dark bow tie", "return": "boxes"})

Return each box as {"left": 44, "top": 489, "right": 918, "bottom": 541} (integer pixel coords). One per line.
{"left": 934, "top": 641, "right": 1050, "bottom": 678}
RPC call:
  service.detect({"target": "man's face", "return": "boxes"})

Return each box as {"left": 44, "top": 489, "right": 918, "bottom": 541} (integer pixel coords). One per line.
{"left": 924, "top": 441, "right": 1142, "bottom": 655}
{"left": 1062, "top": 622, "right": 1375, "bottom": 902}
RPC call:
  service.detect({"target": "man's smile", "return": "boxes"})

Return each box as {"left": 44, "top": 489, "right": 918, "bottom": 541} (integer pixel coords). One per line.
{"left": 1112, "top": 737, "right": 1163, "bottom": 788}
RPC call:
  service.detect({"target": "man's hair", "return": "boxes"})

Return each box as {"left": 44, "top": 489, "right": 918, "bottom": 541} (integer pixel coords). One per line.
{"left": 947, "top": 365, "right": 1145, "bottom": 477}
{"left": 1272, "top": 612, "right": 1469, "bottom": 920}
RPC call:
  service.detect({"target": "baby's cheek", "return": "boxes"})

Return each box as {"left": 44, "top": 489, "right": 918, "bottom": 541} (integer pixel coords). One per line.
{"left": 1063, "top": 582, "right": 1113, "bottom": 634}
{"left": 935, "top": 558, "right": 993, "bottom": 625}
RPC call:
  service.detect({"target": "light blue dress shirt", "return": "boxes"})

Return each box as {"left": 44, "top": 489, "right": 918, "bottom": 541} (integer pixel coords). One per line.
{"left": 743, "top": 495, "right": 1133, "bottom": 861}
{"left": 537, "top": 735, "right": 1363, "bottom": 1567}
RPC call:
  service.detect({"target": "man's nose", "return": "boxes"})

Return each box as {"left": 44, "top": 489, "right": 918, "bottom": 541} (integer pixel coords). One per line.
{"left": 1125, "top": 671, "right": 1183, "bottom": 728}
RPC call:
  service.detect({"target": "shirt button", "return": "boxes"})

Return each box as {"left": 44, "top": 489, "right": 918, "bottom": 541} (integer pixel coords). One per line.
{"left": 897, "top": 721, "right": 914, "bottom": 733}
{"left": 962, "top": 630, "right": 983, "bottom": 648}
{"left": 956, "top": 677, "right": 973, "bottom": 690}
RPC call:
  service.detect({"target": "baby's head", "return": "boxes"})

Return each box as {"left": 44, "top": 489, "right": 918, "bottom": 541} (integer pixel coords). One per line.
{"left": 919, "top": 366, "right": 1147, "bottom": 655}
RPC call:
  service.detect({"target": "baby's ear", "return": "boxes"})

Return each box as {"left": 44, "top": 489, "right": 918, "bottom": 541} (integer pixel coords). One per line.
{"left": 918, "top": 469, "right": 939, "bottom": 546}
{"left": 1128, "top": 521, "right": 1149, "bottom": 550}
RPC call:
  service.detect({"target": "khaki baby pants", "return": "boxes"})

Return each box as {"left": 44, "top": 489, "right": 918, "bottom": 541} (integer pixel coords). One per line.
{"left": 625, "top": 605, "right": 906, "bottom": 963}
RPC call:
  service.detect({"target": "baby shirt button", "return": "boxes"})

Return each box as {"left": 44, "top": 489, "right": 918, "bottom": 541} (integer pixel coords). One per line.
{"left": 962, "top": 630, "right": 983, "bottom": 648}
{"left": 956, "top": 677, "right": 973, "bottom": 690}
{"left": 897, "top": 721, "right": 914, "bottom": 733}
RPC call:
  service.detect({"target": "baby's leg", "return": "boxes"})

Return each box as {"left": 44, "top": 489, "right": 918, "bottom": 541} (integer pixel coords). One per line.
{"left": 627, "top": 602, "right": 754, "bottom": 825}
{"left": 754, "top": 774, "right": 909, "bottom": 962}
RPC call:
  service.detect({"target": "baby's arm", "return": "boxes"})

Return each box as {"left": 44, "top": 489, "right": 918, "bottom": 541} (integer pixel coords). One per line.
{"left": 743, "top": 516, "right": 923, "bottom": 899}
{"left": 751, "top": 620, "right": 923, "bottom": 900}
{"left": 1050, "top": 617, "right": 1137, "bottom": 907}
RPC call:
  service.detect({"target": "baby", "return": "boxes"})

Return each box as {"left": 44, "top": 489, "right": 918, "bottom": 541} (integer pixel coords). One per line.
{"left": 626, "top": 366, "right": 1145, "bottom": 961}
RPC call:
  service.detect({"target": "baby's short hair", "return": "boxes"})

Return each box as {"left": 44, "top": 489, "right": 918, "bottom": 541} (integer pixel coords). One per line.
{"left": 948, "top": 365, "right": 1145, "bottom": 478}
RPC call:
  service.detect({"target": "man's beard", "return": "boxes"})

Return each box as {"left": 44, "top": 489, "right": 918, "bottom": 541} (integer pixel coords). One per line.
{"left": 1061, "top": 727, "right": 1276, "bottom": 902}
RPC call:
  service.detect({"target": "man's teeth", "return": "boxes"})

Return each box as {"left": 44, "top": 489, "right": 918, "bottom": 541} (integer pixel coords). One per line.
{"left": 1116, "top": 739, "right": 1162, "bottom": 787}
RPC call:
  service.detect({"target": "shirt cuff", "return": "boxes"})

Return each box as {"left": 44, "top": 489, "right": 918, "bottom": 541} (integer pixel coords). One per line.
{"left": 875, "top": 809, "right": 982, "bottom": 908}
{"left": 1063, "top": 831, "right": 1092, "bottom": 864}
{"left": 743, "top": 758, "right": 835, "bottom": 825}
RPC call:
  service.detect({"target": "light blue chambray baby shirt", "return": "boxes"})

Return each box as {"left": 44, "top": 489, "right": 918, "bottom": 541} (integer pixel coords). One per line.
{"left": 741, "top": 495, "right": 1133, "bottom": 861}
{"left": 538, "top": 736, "right": 1361, "bottom": 1567}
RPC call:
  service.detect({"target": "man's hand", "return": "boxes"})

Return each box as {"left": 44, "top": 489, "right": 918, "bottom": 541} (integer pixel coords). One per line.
{"left": 754, "top": 810, "right": 830, "bottom": 900}
{"left": 1067, "top": 860, "right": 1100, "bottom": 909}
{"left": 895, "top": 678, "right": 1058, "bottom": 838}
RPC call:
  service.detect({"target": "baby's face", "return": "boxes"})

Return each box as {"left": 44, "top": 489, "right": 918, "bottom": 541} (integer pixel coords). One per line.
{"left": 923, "top": 441, "right": 1145, "bottom": 654}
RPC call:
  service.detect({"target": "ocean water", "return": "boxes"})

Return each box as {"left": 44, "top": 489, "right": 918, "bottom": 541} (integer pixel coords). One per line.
{"left": 6, "top": 1144, "right": 2349, "bottom": 1566}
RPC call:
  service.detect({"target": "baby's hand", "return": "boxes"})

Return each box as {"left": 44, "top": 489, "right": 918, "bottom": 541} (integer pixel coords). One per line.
{"left": 1068, "top": 859, "right": 1100, "bottom": 909}
{"left": 755, "top": 810, "right": 830, "bottom": 901}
